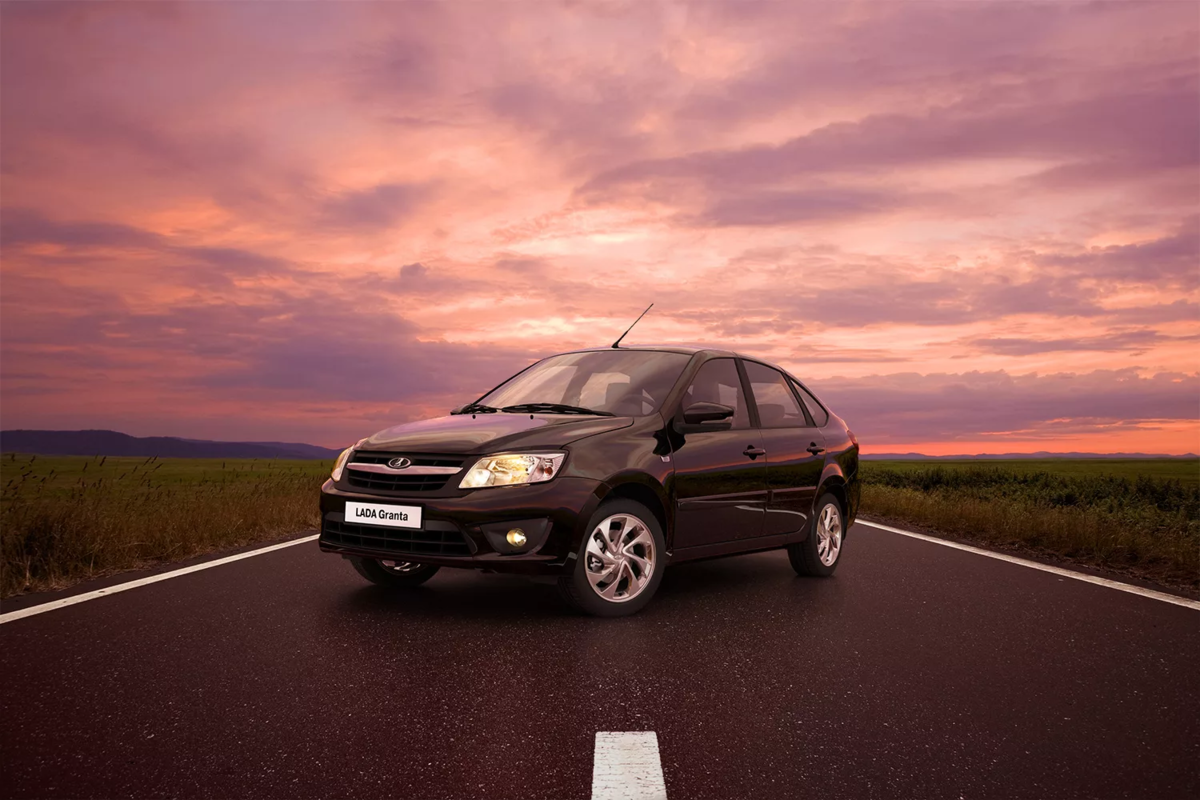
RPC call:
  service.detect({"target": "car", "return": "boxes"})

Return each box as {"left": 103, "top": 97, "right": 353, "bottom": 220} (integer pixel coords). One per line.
{"left": 318, "top": 345, "right": 860, "bottom": 616}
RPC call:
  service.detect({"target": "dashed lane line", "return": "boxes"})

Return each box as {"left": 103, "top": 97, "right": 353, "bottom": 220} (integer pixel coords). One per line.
{"left": 592, "top": 731, "right": 668, "bottom": 800}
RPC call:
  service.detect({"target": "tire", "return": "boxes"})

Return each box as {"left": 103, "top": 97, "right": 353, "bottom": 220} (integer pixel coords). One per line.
{"left": 557, "top": 499, "right": 666, "bottom": 617}
{"left": 788, "top": 493, "right": 845, "bottom": 577}
{"left": 349, "top": 556, "right": 440, "bottom": 587}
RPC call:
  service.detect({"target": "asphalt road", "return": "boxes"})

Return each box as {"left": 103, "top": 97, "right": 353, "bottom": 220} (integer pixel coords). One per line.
{"left": 2, "top": 524, "right": 1198, "bottom": 800}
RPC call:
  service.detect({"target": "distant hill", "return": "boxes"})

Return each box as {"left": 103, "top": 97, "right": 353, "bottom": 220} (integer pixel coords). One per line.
{"left": 863, "top": 451, "right": 1198, "bottom": 460}
{"left": 5, "top": 430, "right": 1194, "bottom": 463}
{"left": 0, "top": 430, "right": 340, "bottom": 460}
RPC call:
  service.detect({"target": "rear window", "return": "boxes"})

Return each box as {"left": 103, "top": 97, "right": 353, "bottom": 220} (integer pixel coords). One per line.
{"left": 790, "top": 379, "right": 828, "bottom": 427}
{"left": 744, "top": 361, "right": 809, "bottom": 428}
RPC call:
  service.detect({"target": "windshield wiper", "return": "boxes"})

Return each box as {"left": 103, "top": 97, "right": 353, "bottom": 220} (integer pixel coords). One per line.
{"left": 500, "top": 403, "right": 615, "bottom": 417}
{"left": 452, "top": 402, "right": 499, "bottom": 415}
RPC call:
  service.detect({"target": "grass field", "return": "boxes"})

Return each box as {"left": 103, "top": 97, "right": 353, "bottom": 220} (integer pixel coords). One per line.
{"left": 2, "top": 454, "right": 1197, "bottom": 598}
{"left": 864, "top": 458, "right": 1199, "bottom": 484}
{"left": 860, "top": 459, "right": 1199, "bottom": 589}
{"left": 1, "top": 454, "right": 330, "bottom": 598}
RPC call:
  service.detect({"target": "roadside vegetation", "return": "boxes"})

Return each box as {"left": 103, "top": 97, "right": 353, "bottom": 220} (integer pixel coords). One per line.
{"left": 860, "top": 460, "right": 1200, "bottom": 590}
{"left": 864, "top": 458, "right": 1199, "bottom": 485}
{"left": 1, "top": 454, "right": 329, "bottom": 598}
{"left": 2, "top": 454, "right": 1196, "bottom": 598}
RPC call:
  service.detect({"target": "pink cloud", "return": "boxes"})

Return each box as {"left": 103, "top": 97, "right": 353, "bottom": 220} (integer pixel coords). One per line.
{"left": 813, "top": 369, "right": 1199, "bottom": 447}
{"left": 1, "top": 1, "right": 1197, "bottom": 452}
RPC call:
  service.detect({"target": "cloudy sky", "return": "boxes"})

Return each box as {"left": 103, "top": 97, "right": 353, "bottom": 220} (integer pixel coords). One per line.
{"left": 1, "top": 1, "right": 1197, "bottom": 454}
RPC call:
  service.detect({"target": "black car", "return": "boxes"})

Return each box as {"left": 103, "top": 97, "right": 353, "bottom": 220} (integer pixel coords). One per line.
{"left": 319, "top": 345, "right": 860, "bottom": 616}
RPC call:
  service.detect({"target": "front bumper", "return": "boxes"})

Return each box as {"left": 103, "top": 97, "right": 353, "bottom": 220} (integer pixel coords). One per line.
{"left": 318, "top": 476, "right": 605, "bottom": 576}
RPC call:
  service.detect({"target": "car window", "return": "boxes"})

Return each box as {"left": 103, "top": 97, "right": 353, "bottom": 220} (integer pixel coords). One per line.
{"left": 480, "top": 350, "right": 690, "bottom": 415}
{"left": 682, "top": 358, "right": 749, "bottom": 429}
{"left": 508, "top": 365, "right": 576, "bottom": 404}
{"left": 744, "top": 361, "right": 808, "bottom": 428}
{"left": 579, "top": 372, "right": 628, "bottom": 409}
{"left": 790, "top": 379, "right": 829, "bottom": 427}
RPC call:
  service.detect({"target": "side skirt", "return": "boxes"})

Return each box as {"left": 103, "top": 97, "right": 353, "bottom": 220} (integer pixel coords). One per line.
{"left": 667, "top": 530, "right": 806, "bottom": 566}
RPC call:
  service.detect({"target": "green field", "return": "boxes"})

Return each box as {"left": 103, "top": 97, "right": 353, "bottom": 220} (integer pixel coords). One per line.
{"left": 860, "top": 459, "right": 1199, "bottom": 589}
{"left": 2, "top": 454, "right": 1197, "bottom": 598}
{"left": 865, "top": 458, "right": 1199, "bottom": 484}
{"left": 1, "top": 454, "right": 331, "bottom": 598}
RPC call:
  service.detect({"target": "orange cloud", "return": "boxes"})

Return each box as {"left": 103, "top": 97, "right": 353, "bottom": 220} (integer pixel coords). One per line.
{"left": 2, "top": 1, "right": 1197, "bottom": 452}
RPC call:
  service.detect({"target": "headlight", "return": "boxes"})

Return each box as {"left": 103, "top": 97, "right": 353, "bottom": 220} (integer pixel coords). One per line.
{"left": 459, "top": 452, "right": 566, "bottom": 489}
{"left": 331, "top": 447, "right": 353, "bottom": 481}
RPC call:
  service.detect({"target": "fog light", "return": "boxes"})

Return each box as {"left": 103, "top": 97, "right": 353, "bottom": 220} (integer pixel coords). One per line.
{"left": 506, "top": 528, "right": 528, "bottom": 547}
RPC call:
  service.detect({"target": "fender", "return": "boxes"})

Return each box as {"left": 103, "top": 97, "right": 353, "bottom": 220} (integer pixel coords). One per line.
{"left": 764, "top": 464, "right": 851, "bottom": 547}
{"left": 563, "top": 411, "right": 676, "bottom": 551}
{"left": 813, "top": 461, "right": 857, "bottom": 533}
{"left": 590, "top": 469, "right": 675, "bottom": 548}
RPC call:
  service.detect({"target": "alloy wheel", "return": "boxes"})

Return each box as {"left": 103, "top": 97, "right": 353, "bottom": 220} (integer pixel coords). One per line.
{"left": 379, "top": 559, "right": 423, "bottom": 574}
{"left": 584, "top": 513, "right": 656, "bottom": 603}
{"left": 816, "top": 504, "right": 842, "bottom": 566}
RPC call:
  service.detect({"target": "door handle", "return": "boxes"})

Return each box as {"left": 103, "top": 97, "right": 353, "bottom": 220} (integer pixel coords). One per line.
{"left": 807, "top": 443, "right": 825, "bottom": 455}
{"left": 743, "top": 446, "right": 767, "bottom": 458}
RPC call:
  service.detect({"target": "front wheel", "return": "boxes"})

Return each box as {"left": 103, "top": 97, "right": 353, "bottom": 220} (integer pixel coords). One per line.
{"left": 788, "top": 494, "right": 845, "bottom": 577}
{"left": 557, "top": 499, "right": 666, "bottom": 617}
{"left": 349, "top": 556, "right": 440, "bottom": 587}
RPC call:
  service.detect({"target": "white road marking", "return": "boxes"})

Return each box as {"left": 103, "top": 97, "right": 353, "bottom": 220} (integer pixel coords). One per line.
{"left": 592, "top": 731, "right": 668, "bottom": 800}
{"left": 0, "top": 534, "right": 320, "bottom": 625}
{"left": 856, "top": 520, "right": 1200, "bottom": 611}
{"left": 7, "top": 519, "right": 1192, "bottom": 624}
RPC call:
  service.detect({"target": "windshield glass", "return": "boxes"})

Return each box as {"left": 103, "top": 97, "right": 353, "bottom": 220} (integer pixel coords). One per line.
{"left": 479, "top": 350, "right": 691, "bottom": 416}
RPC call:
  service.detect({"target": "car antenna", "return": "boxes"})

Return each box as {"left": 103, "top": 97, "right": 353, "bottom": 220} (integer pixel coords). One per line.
{"left": 611, "top": 303, "right": 654, "bottom": 348}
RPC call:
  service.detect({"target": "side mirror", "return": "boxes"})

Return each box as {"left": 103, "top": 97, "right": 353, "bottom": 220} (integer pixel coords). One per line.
{"left": 450, "top": 404, "right": 470, "bottom": 415}
{"left": 682, "top": 402, "right": 735, "bottom": 425}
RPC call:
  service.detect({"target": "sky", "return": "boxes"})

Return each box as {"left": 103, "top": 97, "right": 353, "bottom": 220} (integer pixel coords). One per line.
{"left": 1, "top": 1, "right": 1197, "bottom": 454}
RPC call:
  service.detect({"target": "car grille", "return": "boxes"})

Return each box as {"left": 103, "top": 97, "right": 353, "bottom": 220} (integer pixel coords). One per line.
{"left": 351, "top": 452, "right": 464, "bottom": 468}
{"left": 346, "top": 472, "right": 450, "bottom": 492}
{"left": 321, "top": 516, "right": 473, "bottom": 557}
{"left": 345, "top": 452, "right": 465, "bottom": 493}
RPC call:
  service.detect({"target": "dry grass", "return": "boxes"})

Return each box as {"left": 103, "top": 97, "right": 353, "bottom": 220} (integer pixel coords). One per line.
{"left": 1, "top": 454, "right": 329, "bottom": 598}
{"left": 4, "top": 454, "right": 1197, "bottom": 599}
{"left": 860, "top": 463, "right": 1200, "bottom": 589}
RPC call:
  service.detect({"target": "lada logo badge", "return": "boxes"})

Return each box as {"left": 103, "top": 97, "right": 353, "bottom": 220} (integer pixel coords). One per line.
{"left": 386, "top": 457, "right": 412, "bottom": 470}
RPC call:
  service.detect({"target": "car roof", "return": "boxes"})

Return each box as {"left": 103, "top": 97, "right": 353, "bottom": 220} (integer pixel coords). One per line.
{"left": 592, "top": 345, "right": 824, "bottom": 406}
{"left": 534, "top": 345, "right": 825, "bottom": 406}
{"left": 564, "top": 343, "right": 759, "bottom": 361}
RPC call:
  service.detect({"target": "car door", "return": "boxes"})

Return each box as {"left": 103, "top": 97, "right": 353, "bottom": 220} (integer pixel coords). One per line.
{"left": 742, "top": 361, "right": 827, "bottom": 537}
{"left": 671, "top": 358, "right": 768, "bottom": 549}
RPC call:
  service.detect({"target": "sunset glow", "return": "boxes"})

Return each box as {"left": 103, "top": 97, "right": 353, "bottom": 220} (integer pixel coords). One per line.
{"left": 1, "top": 1, "right": 1197, "bottom": 453}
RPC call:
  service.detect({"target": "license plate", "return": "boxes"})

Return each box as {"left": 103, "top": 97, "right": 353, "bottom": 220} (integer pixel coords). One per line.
{"left": 344, "top": 502, "right": 422, "bottom": 529}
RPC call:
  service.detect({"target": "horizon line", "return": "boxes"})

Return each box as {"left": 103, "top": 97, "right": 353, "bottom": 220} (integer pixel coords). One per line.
{"left": 2, "top": 428, "right": 1197, "bottom": 460}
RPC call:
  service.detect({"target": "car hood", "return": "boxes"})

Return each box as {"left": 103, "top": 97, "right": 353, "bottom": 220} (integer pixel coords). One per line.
{"left": 359, "top": 413, "right": 634, "bottom": 454}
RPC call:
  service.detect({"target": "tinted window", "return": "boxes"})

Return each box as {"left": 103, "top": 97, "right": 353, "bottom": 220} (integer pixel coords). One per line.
{"left": 791, "top": 379, "right": 828, "bottom": 427}
{"left": 682, "top": 358, "right": 749, "bottom": 429}
{"left": 744, "top": 361, "right": 808, "bottom": 428}
{"left": 481, "top": 350, "right": 689, "bottom": 416}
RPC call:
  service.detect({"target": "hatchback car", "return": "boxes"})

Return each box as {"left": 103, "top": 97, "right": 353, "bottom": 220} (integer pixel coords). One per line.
{"left": 319, "top": 346, "right": 859, "bottom": 616}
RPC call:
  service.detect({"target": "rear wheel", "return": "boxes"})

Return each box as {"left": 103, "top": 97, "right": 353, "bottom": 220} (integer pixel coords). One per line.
{"left": 558, "top": 499, "right": 666, "bottom": 617}
{"left": 788, "top": 494, "right": 844, "bottom": 577}
{"left": 349, "top": 556, "right": 440, "bottom": 587}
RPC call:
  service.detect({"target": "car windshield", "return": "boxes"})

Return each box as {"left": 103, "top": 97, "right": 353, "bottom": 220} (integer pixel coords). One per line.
{"left": 479, "top": 350, "right": 691, "bottom": 416}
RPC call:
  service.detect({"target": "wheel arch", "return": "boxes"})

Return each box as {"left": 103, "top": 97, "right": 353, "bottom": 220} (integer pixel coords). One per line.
{"left": 597, "top": 473, "right": 671, "bottom": 546}
{"left": 815, "top": 465, "right": 850, "bottom": 532}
